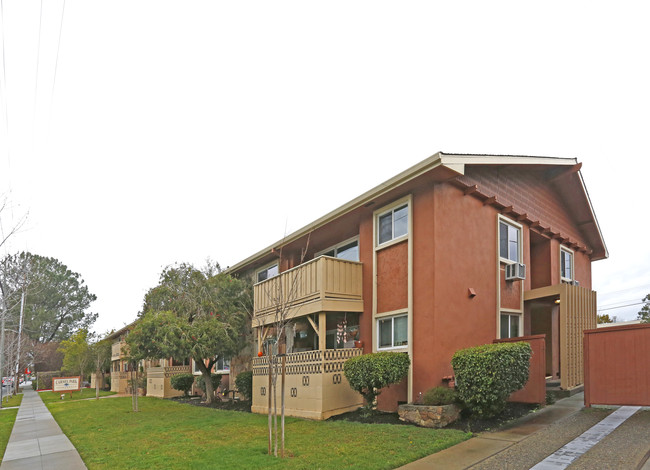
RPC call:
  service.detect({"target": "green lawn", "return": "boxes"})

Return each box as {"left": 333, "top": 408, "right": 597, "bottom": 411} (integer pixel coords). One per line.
{"left": 39, "top": 389, "right": 116, "bottom": 405}
{"left": 0, "top": 409, "right": 18, "bottom": 458}
{"left": 48, "top": 397, "right": 470, "bottom": 469}
{"left": 0, "top": 393, "right": 23, "bottom": 408}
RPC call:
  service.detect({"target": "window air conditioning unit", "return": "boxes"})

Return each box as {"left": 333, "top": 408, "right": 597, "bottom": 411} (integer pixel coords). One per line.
{"left": 505, "top": 263, "right": 526, "bottom": 281}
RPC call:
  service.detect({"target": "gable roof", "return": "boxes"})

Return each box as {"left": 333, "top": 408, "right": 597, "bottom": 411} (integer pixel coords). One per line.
{"left": 228, "top": 152, "right": 607, "bottom": 273}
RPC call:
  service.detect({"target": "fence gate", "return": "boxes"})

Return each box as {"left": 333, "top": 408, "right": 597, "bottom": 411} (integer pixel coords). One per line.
{"left": 584, "top": 323, "right": 650, "bottom": 407}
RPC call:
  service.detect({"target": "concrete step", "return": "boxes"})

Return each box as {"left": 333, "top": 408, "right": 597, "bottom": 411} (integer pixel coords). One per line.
{"left": 546, "top": 384, "right": 584, "bottom": 400}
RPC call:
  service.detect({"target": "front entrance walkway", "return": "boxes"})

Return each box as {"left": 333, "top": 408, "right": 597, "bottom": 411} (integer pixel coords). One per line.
{"left": 1, "top": 387, "right": 86, "bottom": 469}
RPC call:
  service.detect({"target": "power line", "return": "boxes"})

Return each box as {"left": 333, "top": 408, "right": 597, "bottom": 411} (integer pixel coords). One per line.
{"left": 32, "top": 0, "right": 43, "bottom": 149}
{"left": 597, "top": 302, "right": 644, "bottom": 312}
{"left": 0, "top": 0, "right": 9, "bottom": 174}
{"left": 49, "top": 0, "right": 66, "bottom": 133}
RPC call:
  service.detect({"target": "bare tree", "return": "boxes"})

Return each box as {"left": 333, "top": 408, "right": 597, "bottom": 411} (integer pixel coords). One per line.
{"left": 258, "top": 235, "right": 310, "bottom": 457}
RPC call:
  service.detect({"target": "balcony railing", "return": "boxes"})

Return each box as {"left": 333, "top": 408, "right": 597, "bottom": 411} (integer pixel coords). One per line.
{"left": 251, "top": 348, "right": 363, "bottom": 420}
{"left": 253, "top": 256, "right": 363, "bottom": 326}
{"left": 111, "top": 341, "right": 126, "bottom": 360}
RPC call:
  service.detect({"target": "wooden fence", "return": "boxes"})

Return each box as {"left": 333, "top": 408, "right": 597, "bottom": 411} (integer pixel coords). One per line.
{"left": 584, "top": 323, "right": 650, "bottom": 407}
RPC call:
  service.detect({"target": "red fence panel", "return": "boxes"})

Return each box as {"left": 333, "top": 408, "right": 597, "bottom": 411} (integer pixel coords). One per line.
{"left": 584, "top": 323, "right": 650, "bottom": 407}
{"left": 494, "top": 334, "right": 546, "bottom": 405}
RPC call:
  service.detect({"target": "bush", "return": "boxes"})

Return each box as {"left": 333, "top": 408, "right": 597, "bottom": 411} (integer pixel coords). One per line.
{"left": 235, "top": 371, "right": 253, "bottom": 401}
{"left": 35, "top": 371, "right": 61, "bottom": 390}
{"left": 170, "top": 373, "right": 195, "bottom": 397}
{"left": 422, "top": 386, "right": 457, "bottom": 406}
{"left": 344, "top": 352, "right": 410, "bottom": 414}
{"left": 451, "top": 342, "right": 532, "bottom": 418}
{"left": 195, "top": 373, "right": 222, "bottom": 394}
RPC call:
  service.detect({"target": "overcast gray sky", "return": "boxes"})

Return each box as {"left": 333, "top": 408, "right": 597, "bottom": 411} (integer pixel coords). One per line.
{"left": 1, "top": 1, "right": 648, "bottom": 334}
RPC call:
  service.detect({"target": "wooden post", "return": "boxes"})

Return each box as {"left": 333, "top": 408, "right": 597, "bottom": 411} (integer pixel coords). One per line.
{"left": 319, "top": 312, "right": 326, "bottom": 350}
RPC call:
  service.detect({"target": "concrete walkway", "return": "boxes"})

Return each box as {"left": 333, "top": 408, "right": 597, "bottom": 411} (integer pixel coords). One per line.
{"left": 1, "top": 387, "right": 86, "bottom": 469}
{"left": 399, "top": 393, "right": 650, "bottom": 470}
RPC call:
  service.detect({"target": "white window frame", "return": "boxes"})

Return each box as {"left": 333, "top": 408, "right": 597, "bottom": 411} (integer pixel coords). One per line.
{"left": 560, "top": 246, "right": 574, "bottom": 282}
{"left": 500, "top": 312, "right": 522, "bottom": 339}
{"left": 315, "top": 236, "right": 360, "bottom": 261}
{"left": 376, "top": 201, "right": 409, "bottom": 247}
{"left": 376, "top": 313, "right": 408, "bottom": 350}
{"left": 255, "top": 261, "right": 279, "bottom": 284}
{"left": 192, "top": 357, "right": 230, "bottom": 375}
{"left": 498, "top": 216, "right": 522, "bottom": 264}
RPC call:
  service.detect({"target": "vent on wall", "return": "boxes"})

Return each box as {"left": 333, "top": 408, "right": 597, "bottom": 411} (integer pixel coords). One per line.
{"left": 505, "top": 263, "right": 526, "bottom": 281}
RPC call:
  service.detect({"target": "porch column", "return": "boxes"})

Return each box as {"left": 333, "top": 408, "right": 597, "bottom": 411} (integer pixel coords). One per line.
{"left": 552, "top": 304, "right": 560, "bottom": 379}
{"left": 318, "top": 312, "right": 326, "bottom": 350}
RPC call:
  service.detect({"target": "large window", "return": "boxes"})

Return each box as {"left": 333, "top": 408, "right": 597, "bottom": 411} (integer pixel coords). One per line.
{"left": 561, "top": 247, "right": 574, "bottom": 281}
{"left": 256, "top": 263, "right": 278, "bottom": 283}
{"left": 500, "top": 313, "right": 520, "bottom": 339}
{"left": 317, "top": 238, "right": 359, "bottom": 262}
{"left": 377, "top": 204, "right": 408, "bottom": 245}
{"left": 377, "top": 314, "right": 408, "bottom": 349}
{"left": 499, "top": 219, "right": 521, "bottom": 263}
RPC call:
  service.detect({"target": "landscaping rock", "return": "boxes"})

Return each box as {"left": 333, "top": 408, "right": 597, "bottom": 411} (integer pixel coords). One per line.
{"left": 398, "top": 403, "right": 461, "bottom": 428}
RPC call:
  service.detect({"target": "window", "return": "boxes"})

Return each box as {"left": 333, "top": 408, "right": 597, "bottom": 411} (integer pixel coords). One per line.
{"left": 377, "top": 204, "right": 408, "bottom": 245}
{"left": 500, "top": 313, "right": 520, "bottom": 339}
{"left": 499, "top": 219, "right": 521, "bottom": 262}
{"left": 215, "top": 357, "right": 230, "bottom": 373}
{"left": 377, "top": 314, "right": 408, "bottom": 349}
{"left": 193, "top": 357, "right": 230, "bottom": 374}
{"left": 317, "top": 238, "right": 359, "bottom": 262}
{"left": 256, "top": 263, "right": 278, "bottom": 283}
{"left": 561, "top": 247, "right": 574, "bottom": 281}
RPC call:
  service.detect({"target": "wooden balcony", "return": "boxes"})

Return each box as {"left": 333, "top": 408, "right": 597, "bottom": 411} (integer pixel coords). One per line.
{"left": 252, "top": 348, "right": 363, "bottom": 420}
{"left": 111, "top": 341, "right": 127, "bottom": 360}
{"left": 147, "top": 365, "right": 191, "bottom": 398}
{"left": 253, "top": 256, "right": 363, "bottom": 327}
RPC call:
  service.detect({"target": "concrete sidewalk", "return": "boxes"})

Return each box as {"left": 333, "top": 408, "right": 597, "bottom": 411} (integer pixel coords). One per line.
{"left": 400, "top": 394, "right": 588, "bottom": 469}
{"left": 400, "top": 393, "right": 650, "bottom": 469}
{"left": 0, "top": 386, "right": 86, "bottom": 469}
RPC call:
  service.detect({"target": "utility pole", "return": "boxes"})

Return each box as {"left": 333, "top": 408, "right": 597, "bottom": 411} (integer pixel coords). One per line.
{"left": 0, "top": 282, "right": 7, "bottom": 408}
{"left": 14, "top": 290, "right": 25, "bottom": 395}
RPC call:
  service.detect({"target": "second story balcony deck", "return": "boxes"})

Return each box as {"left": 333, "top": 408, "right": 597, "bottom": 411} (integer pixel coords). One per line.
{"left": 253, "top": 256, "right": 363, "bottom": 327}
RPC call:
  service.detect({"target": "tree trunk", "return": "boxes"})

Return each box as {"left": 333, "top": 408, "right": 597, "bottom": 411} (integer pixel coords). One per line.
{"left": 281, "top": 354, "right": 286, "bottom": 458}
{"left": 203, "top": 370, "right": 214, "bottom": 404}
{"left": 268, "top": 353, "right": 272, "bottom": 455}
{"left": 95, "top": 368, "right": 100, "bottom": 400}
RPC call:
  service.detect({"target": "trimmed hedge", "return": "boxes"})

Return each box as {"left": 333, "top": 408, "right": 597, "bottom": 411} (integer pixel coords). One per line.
{"left": 235, "top": 371, "right": 253, "bottom": 401}
{"left": 451, "top": 342, "right": 532, "bottom": 418}
{"left": 344, "top": 352, "right": 410, "bottom": 414}
{"left": 195, "top": 373, "right": 222, "bottom": 394}
{"left": 170, "top": 373, "right": 195, "bottom": 397}
{"left": 35, "top": 371, "right": 61, "bottom": 390}
{"left": 422, "top": 386, "right": 457, "bottom": 406}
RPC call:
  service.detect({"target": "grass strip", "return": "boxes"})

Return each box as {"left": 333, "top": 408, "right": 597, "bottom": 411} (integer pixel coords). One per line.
{"left": 0, "top": 393, "right": 23, "bottom": 409}
{"left": 49, "top": 397, "right": 470, "bottom": 469}
{"left": 0, "top": 408, "right": 18, "bottom": 460}
{"left": 39, "top": 389, "right": 116, "bottom": 405}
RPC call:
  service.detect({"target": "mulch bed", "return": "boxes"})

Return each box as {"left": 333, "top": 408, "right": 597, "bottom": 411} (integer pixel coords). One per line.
{"left": 170, "top": 395, "right": 252, "bottom": 413}
{"left": 327, "top": 402, "right": 540, "bottom": 434}
{"left": 169, "top": 395, "right": 539, "bottom": 434}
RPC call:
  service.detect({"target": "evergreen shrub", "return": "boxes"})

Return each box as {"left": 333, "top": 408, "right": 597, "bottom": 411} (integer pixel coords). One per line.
{"left": 170, "top": 373, "right": 195, "bottom": 397}
{"left": 235, "top": 371, "right": 253, "bottom": 400}
{"left": 422, "top": 386, "right": 457, "bottom": 406}
{"left": 195, "top": 373, "right": 222, "bottom": 394}
{"left": 451, "top": 342, "right": 531, "bottom": 418}
{"left": 344, "top": 352, "right": 410, "bottom": 414}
